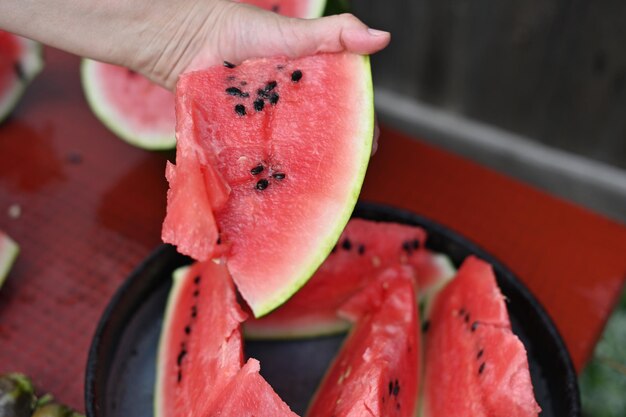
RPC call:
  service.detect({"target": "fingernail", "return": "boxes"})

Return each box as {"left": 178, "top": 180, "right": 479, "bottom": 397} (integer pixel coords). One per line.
{"left": 367, "top": 28, "right": 389, "bottom": 37}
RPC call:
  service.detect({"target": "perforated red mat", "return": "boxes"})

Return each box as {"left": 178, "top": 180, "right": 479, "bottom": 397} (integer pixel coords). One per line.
{"left": 0, "top": 49, "right": 625, "bottom": 412}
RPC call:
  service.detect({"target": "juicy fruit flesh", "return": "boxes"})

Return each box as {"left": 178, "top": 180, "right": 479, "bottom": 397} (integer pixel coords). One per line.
{"left": 307, "top": 266, "right": 420, "bottom": 417}
{"left": 155, "top": 262, "right": 246, "bottom": 417}
{"left": 166, "top": 53, "right": 373, "bottom": 317}
{"left": 421, "top": 256, "right": 541, "bottom": 417}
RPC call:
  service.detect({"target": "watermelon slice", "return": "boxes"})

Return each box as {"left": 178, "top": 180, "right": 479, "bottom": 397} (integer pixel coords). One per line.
{"left": 79, "top": 0, "right": 326, "bottom": 150}
{"left": 420, "top": 256, "right": 541, "bottom": 417}
{"left": 154, "top": 261, "right": 247, "bottom": 417}
{"left": 306, "top": 266, "right": 420, "bottom": 417}
{"left": 209, "top": 358, "right": 298, "bottom": 417}
{"left": 80, "top": 60, "right": 176, "bottom": 150}
{"left": 0, "top": 231, "right": 19, "bottom": 289}
{"left": 0, "top": 31, "right": 43, "bottom": 124}
{"left": 236, "top": 0, "right": 327, "bottom": 18}
{"left": 244, "top": 219, "right": 455, "bottom": 338}
{"left": 164, "top": 52, "right": 374, "bottom": 317}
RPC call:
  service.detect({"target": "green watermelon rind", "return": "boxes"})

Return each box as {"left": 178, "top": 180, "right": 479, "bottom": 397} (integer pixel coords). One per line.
{"left": 153, "top": 265, "right": 190, "bottom": 417}
{"left": 80, "top": 59, "right": 176, "bottom": 151}
{"left": 0, "top": 234, "right": 20, "bottom": 289}
{"left": 0, "top": 37, "right": 44, "bottom": 124}
{"left": 251, "top": 55, "right": 374, "bottom": 318}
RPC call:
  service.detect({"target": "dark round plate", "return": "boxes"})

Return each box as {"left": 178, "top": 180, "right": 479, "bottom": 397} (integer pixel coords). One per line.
{"left": 85, "top": 202, "right": 580, "bottom": 417}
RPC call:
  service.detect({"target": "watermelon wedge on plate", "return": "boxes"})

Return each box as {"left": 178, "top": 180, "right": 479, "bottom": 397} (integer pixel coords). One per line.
{"left": 420, "top": 256, "right": 541, "bottom": 417}
{"left": 163, "top": 52, "right": 373, "bottom": 317}
{"left": 0, "top": 231, "right": 20, "bottom": 289}
{"left": 79, "top": 0, "right": 327, "bottom": 150}
{"left": 0, "top": 31, "right": 43, "bottom": 124}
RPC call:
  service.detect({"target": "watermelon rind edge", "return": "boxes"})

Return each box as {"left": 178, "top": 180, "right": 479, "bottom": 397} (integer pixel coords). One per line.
{"left": 306, "top": 0, "right": 329, "bottom": 19}
{"left": 153, "top": 265, "right": 191, "bottom": 417}
{"left": 0, "top": 234, "right": 20, "bottom": 289}
{"left": 252, "top": 54, "right": 374, "bottom": 318}
{"left": 80, "top": 59, "right": 177, "bottom": 151}
{"left": 0, "top": 37, "right": 44, "bottom": 124}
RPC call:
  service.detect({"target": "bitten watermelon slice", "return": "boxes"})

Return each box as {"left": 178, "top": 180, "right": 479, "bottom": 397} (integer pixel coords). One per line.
{"left": 0, "top": 31, "right": 43, "bottom": 124}
{"left": 0, "top": 231, "right": 19, "bottom": 289}
{"left": 164, "top": 52, "right": 373, "bottom": 317}
{"left": 420, "top": 256, "right": 541, "bottom": 417}
{"left": 79, "top": 0, "right": 327, "bottom": 150}
{"left": 307, "top": 266, "right": 420, "bottom": 417}
{"left": 244, "top": 219, "right": 455, "bottom": 338}
{"left": 155, "top": 261, "right": 247, "bottom": 417}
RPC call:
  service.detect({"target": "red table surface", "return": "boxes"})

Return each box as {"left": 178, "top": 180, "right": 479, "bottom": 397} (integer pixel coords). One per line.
{"left": 1, "top": 49, "right": 625, "bottom": 411}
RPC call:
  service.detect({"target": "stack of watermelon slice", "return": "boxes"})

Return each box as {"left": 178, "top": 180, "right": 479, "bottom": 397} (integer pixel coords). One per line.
{"left": 156, "top": 220, "right": 541, "bottom": 417}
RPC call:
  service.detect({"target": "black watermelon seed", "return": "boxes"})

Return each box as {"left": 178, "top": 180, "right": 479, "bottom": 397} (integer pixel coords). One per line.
{"left": 191, "top": 306, "right": 197, "bottom": 318}
{"left": 257, "top": 88, "right": 269, "bottom": 99}
{"left": 342, "top": 239, "right": 352, "bottom": 250}
{"left": 402, "top": 241, "right": 412, "bottom": 253}
{"left": 177, "top": 349, "right": 187, "bottom": 366}
{"left": 459, "top": 308, "right": 466, "bottom": 316}
{"left": 421, "top": 320, "right": 430, "bottom": 333}
{"left": 393, "top": 382, "right": 400, "bottom": 396}
{"left": 13, "top": 63, "right": 25, "bottom": 81}
{"left": 388, "top": 381, "right": 393, "bottom": 395}
{"left": 358, "top": 244, "right": 365, "bottom": 255}
{"left": 226, "top": 87, "right": 249, "bottom": 98}
{"left": 478, "top": 362, "right": 485, "bottom": 374}
{"left": 272, "top": 172, "right": 286, "bottom": 180}
{"left": 471, "top": 321, "right": 479, "bottom": 332}
{"left": 464, "top": 314, "right": 470, "bottom": 323}
{"left": 291, "top": 70, "right": 303, "bottom": 82}
{"left": 264, "top": 81, "right": 277, "bottom": 92}
{"left": 216, "top": 236, "right": 222, "bottom": 245}
{"left": 412, "top": 239, "right": 420, "bottom": 249}
{"left": 477, "top": 349, "right": 484, "bottom": 359}
{"left": 269, "top": 93, "right": 279, "bottom": 105}
{"left": 194, "top": 276, "right": 200, "bottom": 285}
{"left": 223, "top": 61, "right": 236, "bottom": 68}
{"left": 235, "top": 104, "right": 246, "bottom": 116}
{"left": 254, "top": 99, "right": 265, "bottom": 112}
{"left": 184, "top": 325, "right": 191, "bottom": 335}
{"left": 193, "top": 290, "right": 199, "bottom": 297}
{"left": 271, "top": 5, "right": 279, "bottom": 12}
{"left": 177, "top": 370, "right": 182, "bottom": 383}
{"left": 256, "top": 179, "right": 269, "bottom": 191}
{"left": 251, "top": 164, "right": 264, "bottom": 175}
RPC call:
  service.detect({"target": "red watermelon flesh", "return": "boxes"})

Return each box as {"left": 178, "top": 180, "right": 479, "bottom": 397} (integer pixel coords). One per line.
{"left": 306, "top": 266, "right": 420, "bottom": 417}
{"left": 420, "top": 256, "right": 541, "bottom": 417}
{"left": 0, "top": 31, "right": 43, "bottom": 123}
{"left": 155, "top": 261, "right": 247, "bottom": 417}
{"left": 236, "top": 0, "right": 327, "bottom": 18}
{"left": 164, "top": 53, "right": 373, "bottom": 317}
{"left": 0, "top": 230, "right": 20, "bottom": 289}
{"left": 244, "top": 219, "right": 455, "bottom": 338}
{"left": 210, "top": 358, "right": 298, "bottom": 417}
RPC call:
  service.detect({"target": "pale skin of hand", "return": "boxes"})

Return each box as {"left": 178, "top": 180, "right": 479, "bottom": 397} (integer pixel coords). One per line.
{"left": 0, "top": 0, "right": 390, "bottom": 90}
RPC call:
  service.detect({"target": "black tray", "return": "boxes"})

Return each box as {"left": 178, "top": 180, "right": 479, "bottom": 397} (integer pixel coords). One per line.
{"left": 85, "top": 202, "right": 580, "bottom": 417}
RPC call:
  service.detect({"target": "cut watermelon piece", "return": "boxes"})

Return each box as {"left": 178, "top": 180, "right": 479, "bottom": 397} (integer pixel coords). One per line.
{"left": 210, "top": 358, "right": 298, "bottom": 417}
{"left": 164, "top": 52, "right": 374, "bottom": 317}
{"left": 80, "top": 60, "right": 176, "bottom": 150}
{"left": 155, "top": 261, "right": 247, "bottom": 417}
{"left": 0, "top": 231, "right": 19, "bottom": 289}
{"left": 236, "top": 0, "right": 327, "bottom": 18}
{"left": 307, "top": 266, "right": 420, "bottom": 417}
{"left": 244, "top": 219, "right": 455, "bottom": 338}
{"left": 0, "top": 31, "right": 43, "bottom": 124}
{"left": 420, "top": 256, "right": 541, "bottom": 417}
